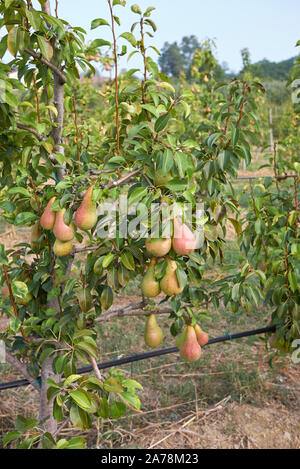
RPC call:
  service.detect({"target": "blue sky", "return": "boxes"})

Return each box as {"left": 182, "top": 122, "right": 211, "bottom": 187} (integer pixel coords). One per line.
{"left": 34, "top": 0, "right": 300, "bottom": 75}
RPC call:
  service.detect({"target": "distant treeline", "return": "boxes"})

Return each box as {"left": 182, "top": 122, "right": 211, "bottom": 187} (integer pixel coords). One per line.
{"left": 158, "top": 36, "right": 296, "bottom": 82}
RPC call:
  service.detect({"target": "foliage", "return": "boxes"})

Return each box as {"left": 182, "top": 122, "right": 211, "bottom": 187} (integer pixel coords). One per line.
{"left": 0, "top": 0, "right": 299, "bottom": 449}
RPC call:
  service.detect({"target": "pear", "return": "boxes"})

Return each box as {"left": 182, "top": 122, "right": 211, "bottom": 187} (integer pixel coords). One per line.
{"left": 16, "top": 292, "right": 33, "bottom": 306}
{"left": 145, "top": 237, "right": 171, "bottom": 257}
{"left": 53, "top": 209, "right": 74, "bottom": 242}
{"left": 144, "top": 314, "right": 163, "bottom": 348}
{"left": 75, "top": 185, "right": 98, "bottom": 231}
{"left": 31, "top": 222, "right": 43, "bottom": 252}
{"left": 40, "top": 196, "right": 56, "bottom": 230}
{"left": 160, "top": 258, "right": 183, "bottom": 296}
{"left": 141, "top": 259, "right": 161, "bottom": 298}
{"left": 154, "top": 169, "right": 173, "bottom": 188}
{"left": 175, "top": 326, "right": 188, "bottom": 348}
{"left": 53, "top": 238, "right": 73, "bottom": 257}
{"left": 179, "top": 325, "right": 202, "bottom": 362}
{"left": 77, "top": 288, "right": 92, "bottom": 313}
{"left": 194, "top": 324, "right": 209, "bottom": 346}
{"left": 172, "top": 217, "right": 196, "bottom": 256}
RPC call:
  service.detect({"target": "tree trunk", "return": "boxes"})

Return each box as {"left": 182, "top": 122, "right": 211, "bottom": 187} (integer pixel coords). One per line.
{"left": 39, "top": 356, "right": 58, "bottom": 435}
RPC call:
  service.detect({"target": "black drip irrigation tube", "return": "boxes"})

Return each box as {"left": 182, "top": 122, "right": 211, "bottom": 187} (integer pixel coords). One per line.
{"left": 0, "top": 325, "right": 276, "bottom": 392}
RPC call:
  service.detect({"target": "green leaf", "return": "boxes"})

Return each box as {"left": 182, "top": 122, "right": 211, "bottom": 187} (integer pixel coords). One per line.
{"left": 128, "top": 187, "right": 148, "bottom": 204}
{"left": 103, "top": 378, "right": 123, "bottom": 393}
{"left": 101, "top": 285, "right": 114, "bottom": 310}
{"left": 8, "top": 186, "right": 31, "bottom": 197}
{"left": 131, "top": 4, "right": 142, "bottom": 14}
{"left": 64, "top": 437, "right": 86, "bottom": 449}
{"left": 12, "top": 281, "right": 28, "bottom": 300}
{"left": 120, "top": 32, "right": 137, "bottom": 47}
{"left": 121, "top": 391, "right": 141, "bottom": 410}
{"left": 110, "top": 401, "right": 126, "bottom": 419}
{"left": 90, "top": 39, "right": 111, "bottom": 49}
{"left": 7, "top": 27, "right": 20, "bottom": 57}
{"left": 288, "top": 271, "right": 298, "bottom": 293}
{"left": 3, "top": 431, "right": 20, "bottom": 448}
{"left": 121, "top": 251, "right": 135, "bottom": 271}
{"left": 91, "top": 18, "right": 110, "bottom": 29}
{"left": 161, "top": 149, "right": 174, "bottom": 175}
{"left": 154, "top": 113, "right": 170, "bottom": 132}
{"left": 37, "top": 36, "right": 53, "bottom": 61}
{"left": 232, "top": 283, "right": 240, "bottom": 301}
{"left": 228, "top": 218, "right": 242, "bottom": 236}
{"left": 165, "top": 178, "right": 187, "bottom": 191}
{"left": 69, "top": 390, "right": 92, "bottom": 411}
{"left": 102, "top": 253, "right": 115, "bottom": 269}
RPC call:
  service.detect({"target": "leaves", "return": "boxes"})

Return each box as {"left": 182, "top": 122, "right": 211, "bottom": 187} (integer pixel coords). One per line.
{"left": 154, "top": 113, "right": 170, "bottom": 132}
{"left": 119, "top": 32, "right": 137, "bottom": 47}
{"left": 37, "top": 36, "right": 53, "bottom": 62}
{"left": 91, "top": 18, "right": 110, "bottom": 29}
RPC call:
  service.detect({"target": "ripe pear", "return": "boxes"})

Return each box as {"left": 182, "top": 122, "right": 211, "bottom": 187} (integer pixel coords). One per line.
{"left": 144, "top": 314, "right": 163, "bottom": 348}
{"left": 31, "top": 222, "right": 43, "bottom": 252}
{"left": 141, "top": 259, "right": 161, "bottom": 298}
{"left": 53, "top": 238, "right": 73, "bottom": 257}
{"left": 74, "top": 185, "right": 98, "bottom": 231}
{"left": 53, "top": 209, "right": 74, "bottom": 242}
{"left": 154, "top": 169, "right": 173, "bottom": 188}
{"left": 172, "top": 217, "right": 196, "bottom": 256}
{"left": 194, "top": 324, "right": 209, "bottom": 346}
{"left": 145, "top": 237, "right": 171, "bottom": 257}
{"left": 40, "top": 196, "right": 56, "bottom": 230}
{"left": 160, "top": 258, "right": 183, "bottom": 296}
{"left": 77, "top": 288, "right": 92, "bottom": 313}
{"left": 179, "top": 325, "right": 202, "bottom": 362}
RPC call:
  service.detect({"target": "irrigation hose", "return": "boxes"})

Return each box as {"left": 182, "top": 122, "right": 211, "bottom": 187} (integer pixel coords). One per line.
{"left": 0, "top": 325, "right": 276, "bottom": 392}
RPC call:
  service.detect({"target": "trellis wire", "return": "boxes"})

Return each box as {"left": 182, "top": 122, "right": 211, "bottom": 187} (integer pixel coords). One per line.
{"left": 0, "top": 325, "right": 276, "bottom": 392}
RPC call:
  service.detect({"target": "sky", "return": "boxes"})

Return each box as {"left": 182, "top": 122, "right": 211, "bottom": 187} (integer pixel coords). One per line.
{"left": 31, "top": 0, "right": 300, "bottom": 76}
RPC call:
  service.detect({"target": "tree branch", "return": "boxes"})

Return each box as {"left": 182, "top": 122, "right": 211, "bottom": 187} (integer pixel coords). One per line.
{"left": 5, "top": 351, "right": 39, "bottom": 389}
{"left": 16, "top": 123, "right": 45, "bottom": 141}
{"left": 95, "top": 301, "right": 172, "bottom": 323}
{"left": 24, "top": 48, "right": 67, "bottom": 85}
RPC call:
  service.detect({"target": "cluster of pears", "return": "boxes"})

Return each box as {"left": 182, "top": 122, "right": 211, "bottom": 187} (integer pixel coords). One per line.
{"left": 176, "top": 324, "right": 209, "bottom": 362}
{"left": 141, "top": 216, "right": 197, "bottom": 299}
{"left": 39, "top": 185, "right": 97, "bottom": 257}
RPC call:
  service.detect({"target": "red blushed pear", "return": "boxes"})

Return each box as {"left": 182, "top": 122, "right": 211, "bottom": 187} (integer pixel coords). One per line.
{"left": 53, "top": 209, "right": 74, "bottom": 242}
{"left": 194, "top": 324, "right": 209, "bottom": 346}
{"left": 172, "top": 217, "right": 196, "bottom": 256}
{"left": 74, "top": 185, "right": 98, "bottom": 231}
{"left": 40, "top": 197, "right": 56, "bottom": 230}
{"left": 179, "top": 325, "right": 202, "bottom": 362}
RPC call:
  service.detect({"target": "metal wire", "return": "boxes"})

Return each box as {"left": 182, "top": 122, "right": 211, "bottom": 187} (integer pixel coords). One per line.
{"left": 0, "top": 325, "right": 276, "bottom": 392}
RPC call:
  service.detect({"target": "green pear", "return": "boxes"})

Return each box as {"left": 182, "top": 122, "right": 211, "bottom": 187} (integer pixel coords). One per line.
{"left": 53, "top": 238, "right": 73, "bottom": 257}
{"left": 75, "top": 185, "right": 98, "bottom": 231}
{"left": 144, "top": 314, "right": 163, "bottom": 348}
{"left": 179, "top": 325, "right": 202, "bottom": 362}
{"left": 145, "top": 237, "right": 171, "bottom": 257}
{"left": 31, "top": 222, "right": 44, "bottom": 252}
{"left": 77, "top": 288, "right": 92, "bottom": 312}
{"left": 141, "top": 259, "right": 161, "bottom": 298}
{"left": 160, "top": 258, "right": 184, "bottom": 296}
